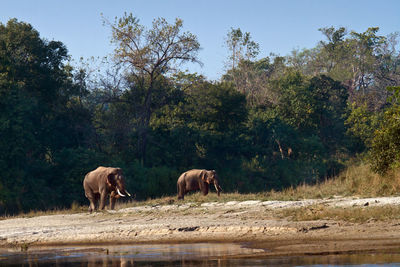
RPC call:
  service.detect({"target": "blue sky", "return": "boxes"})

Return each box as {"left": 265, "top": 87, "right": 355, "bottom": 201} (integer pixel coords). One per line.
{"left": 1, "top": 0, "right": 400, "bottom": 80}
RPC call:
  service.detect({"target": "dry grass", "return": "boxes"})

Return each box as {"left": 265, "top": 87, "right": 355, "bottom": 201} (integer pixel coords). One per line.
{"left": 279, "top": 204, "right": 400, "bottom": 223}
{"left": 338, "top": 163, "right": 400, "bottom": 196}
{"left": 262, "top": 162, "right": 400, "bottom": 201}
{"left": 117, "top": 191, "right": 273, "bottom": 208}
{"left": 0, "top": 201, "right": 87, "bottom": 220}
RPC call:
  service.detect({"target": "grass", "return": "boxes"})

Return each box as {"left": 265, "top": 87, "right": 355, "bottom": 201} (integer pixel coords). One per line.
{"left": 259, "top": 161, "right": 400, "bottom": 201}
{"left": 279, "top": 204, "right": 400, "bottom": 223}
{"left": 0, "top": 201, "right": 87, "bottom": 220}
{"left": 124, "top": 192, "right": 271, "bottom": 207}
{"left": 112, "top": 191, "right": 271, "bottom": 210}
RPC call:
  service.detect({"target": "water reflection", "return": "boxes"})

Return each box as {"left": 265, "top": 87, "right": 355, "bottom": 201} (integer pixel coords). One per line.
{"left": 0, "top": 243, "right": 263, "bottom": 266}
{"left": 0, "top": 243, "right": 400, "bottom": 266}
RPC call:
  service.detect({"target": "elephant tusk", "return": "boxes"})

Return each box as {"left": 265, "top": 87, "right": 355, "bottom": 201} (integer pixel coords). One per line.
{"left": 214, "top": 183, "right": 222, "bottom": 195}
{"left": 125, "top": 190, "right": 132, "bottom": 197}
{"left": 117, "top": 188, "right": 126, "bottom": 197}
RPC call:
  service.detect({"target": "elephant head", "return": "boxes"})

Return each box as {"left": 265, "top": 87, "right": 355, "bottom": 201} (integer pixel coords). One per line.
{"left": 106, "top": 168, "right": 131, "bottom": 198}
{"left": 202, "top": 170, "right": 222, "bottom": 196}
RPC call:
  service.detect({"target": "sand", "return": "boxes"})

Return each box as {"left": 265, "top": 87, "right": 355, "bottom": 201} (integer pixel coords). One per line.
{"left": 2, "top": 196, "right": 400, "bottom": 257}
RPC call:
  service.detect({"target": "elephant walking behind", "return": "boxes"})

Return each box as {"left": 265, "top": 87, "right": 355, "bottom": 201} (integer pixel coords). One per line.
{"left": 83, "top": 166, "right": 131, "bottom": 212}
{"left": 177, "top": 169, "right": 222, "bottom": 200}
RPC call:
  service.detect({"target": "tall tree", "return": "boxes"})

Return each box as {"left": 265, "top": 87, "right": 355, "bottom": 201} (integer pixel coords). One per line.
{"left": 104, "top": 13, "right": 201, "bottom": 164}
{"left": 224, "top": 28, "right": 266, "bottom": 106}
{"left": 350, "top": 27, "right": 386, "bottom": 95}
{"left": 318, "top": 27, "right": 347, "bottom": 72}
{"left": 225, "top": 28, "right": 260, "bottom": 70}
{"left": 0, "top": 19, "right": 80, "bottom": 212}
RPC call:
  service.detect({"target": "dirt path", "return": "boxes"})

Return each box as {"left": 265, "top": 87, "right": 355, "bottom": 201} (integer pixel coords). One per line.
{"left": 2, "top": 196, "right": 400, "bottom": 257}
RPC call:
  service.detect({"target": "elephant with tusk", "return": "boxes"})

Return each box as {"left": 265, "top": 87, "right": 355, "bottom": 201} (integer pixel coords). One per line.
{"left": 177, "top": 169, "right": 222, "bottom": 200}
{"left": 83, "top": 166, "right": 131, "bottom": 212}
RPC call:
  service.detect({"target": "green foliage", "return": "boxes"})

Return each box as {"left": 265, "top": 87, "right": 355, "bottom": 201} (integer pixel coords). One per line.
{"left": 275, "top": 71, "right": 315, "bottom": 130}
{"left": 0, "top": 19, "right": 98, "bottom": 213}
{"left": 346, "top": 102, "right": 381, "bottom": 150}
{"left": 1, "top": 17, "right": 399, "bottom": 214}
{"left": 370, "top": 108, "right": 400, "bottom": 174}
{"left": 185, "top": 82, "right": 247, "bottom": 133}
{"left": 50, "top": 148, "right": 107, "bottom": 205}
{"left": 369, "top": 86, "right": 400, "bottom": 174}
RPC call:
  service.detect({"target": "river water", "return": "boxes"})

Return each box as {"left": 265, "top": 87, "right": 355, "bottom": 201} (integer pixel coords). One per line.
{"left": 1, "top": 243, "right": 400, "bottom": 266}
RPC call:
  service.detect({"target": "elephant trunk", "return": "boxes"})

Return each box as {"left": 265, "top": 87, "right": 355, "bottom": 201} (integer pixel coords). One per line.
{"left": 214, "top": 181, "right": 222, "bottom": 196}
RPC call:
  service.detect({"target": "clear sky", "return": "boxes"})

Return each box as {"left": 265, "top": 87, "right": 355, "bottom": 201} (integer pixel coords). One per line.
{"left": 1, "top": 0, "right": 399, "bottom": 80}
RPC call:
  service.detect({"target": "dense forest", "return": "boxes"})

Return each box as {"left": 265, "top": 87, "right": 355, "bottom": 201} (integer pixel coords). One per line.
{"left": 1, "top": 15, "right": 399, "bottom": 214}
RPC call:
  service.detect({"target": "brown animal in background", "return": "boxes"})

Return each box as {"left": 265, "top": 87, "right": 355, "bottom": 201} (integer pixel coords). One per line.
{"left": 83, "top": 166, "right": 131, "bottom": 212}
{"left": 177, "top": 169, "right": 222, "bottom": 200}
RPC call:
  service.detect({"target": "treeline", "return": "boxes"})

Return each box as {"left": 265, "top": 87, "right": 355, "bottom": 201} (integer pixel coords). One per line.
{"left": 0, "top": 16, "right": 399, "bottom": 214}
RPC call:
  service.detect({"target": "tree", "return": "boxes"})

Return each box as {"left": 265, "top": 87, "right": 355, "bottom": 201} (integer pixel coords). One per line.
{"left": 223, "top": 58, "right": 279, "bottom": 107}
{"left": 308, "top": 75, "right": 348, "bottom": 150}
{"left": 349, "top": 27, "right": 386, "bottom": 96}
{"left": 224, "top": 29, "right": 284, "bottom": 108}
{"left": 0, "top": 19, "right": 87, "bottom": 212}
{"left": 273, "top": 72, "right": 348, "bottom": 178}
{"left": 318, "top": 26, "right": 347, "bottom": 73}
{"left": 186, "top": 82, "right": 247, "bottom": 133}
{"left": 225, "top": 28, "right": 260, "bottom": 70}
{"left": 104, "top": 13, "right": 201, "bottom": 164}
{"left": 288, "top": 26, "right": 396, "bottom": 110}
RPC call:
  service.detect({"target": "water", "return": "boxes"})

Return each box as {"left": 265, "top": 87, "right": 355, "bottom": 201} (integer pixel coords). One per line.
{"left": 1, "top": 243, "right": 400, "bottom": 266}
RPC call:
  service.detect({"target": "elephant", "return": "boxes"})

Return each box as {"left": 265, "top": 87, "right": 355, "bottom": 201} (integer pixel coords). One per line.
{"left": 177, "top": 169, "right": 222, "bottom": 200}
{"left": 83, "top": 166, "right": 131, "bottom": 212}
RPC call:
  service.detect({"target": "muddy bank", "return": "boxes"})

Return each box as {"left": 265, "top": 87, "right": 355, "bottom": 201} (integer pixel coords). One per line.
{"left": 1, "top": 196, "right": 400, "bottom": 256}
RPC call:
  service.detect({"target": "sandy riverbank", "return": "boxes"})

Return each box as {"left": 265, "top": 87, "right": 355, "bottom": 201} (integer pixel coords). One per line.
{"left": 2, "top": 196, "right": 400, "bottom": 257}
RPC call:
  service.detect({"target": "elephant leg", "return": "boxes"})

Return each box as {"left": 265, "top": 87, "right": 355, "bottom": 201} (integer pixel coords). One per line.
{"left": 85, "top": 191, "right": 97, "bottom": 213}
{"left": 201, "top": 182, "right": 209, "bottom": 196}
{"left": 99, "top": 192, "right": 108, "bottom": 210}
{"left": 88, "top": 200, "right": 95, "bottom": 213}
{"left": 110, "top": 197, "right": 116, "bottom": 209}
{"left": 94, "top": 193, "right": 100, "bottom": 210}
{"left": 177, "top": 184, "right": 185, "bottom": 200}
{"left": 110, "top": 191, "right": 117, "bottom": 210}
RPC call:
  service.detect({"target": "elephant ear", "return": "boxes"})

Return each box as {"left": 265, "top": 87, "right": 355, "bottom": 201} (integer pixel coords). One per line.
{"left": 200, "top": 170, "right": 207, "bottom": 182}
{"left": 106, "top": 168, "right": 116, "bottom": 187}
{"left": 198, "top": 170, "right": 208, "bottom": 194}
